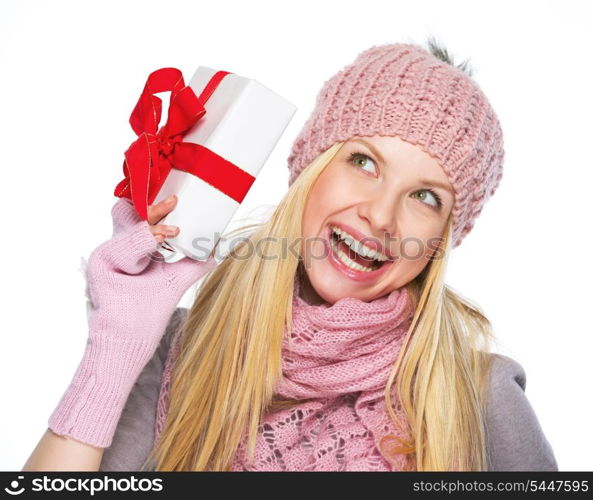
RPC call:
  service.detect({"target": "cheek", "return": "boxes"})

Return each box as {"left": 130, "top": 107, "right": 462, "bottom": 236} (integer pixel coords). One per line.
{"left": 385, "top": 258, "right": 430, "bottom": 290}
{"left": 302, "top": 174, "right": 346, "bottom": 235}
{"left": 314, "top": 168, "right": 363, "bottom": 206}
{"left": 397, "top": 217, "right": 446, "bottom": 261}
{"left": 300, "top": 173, "right": 349, "bottom": 261}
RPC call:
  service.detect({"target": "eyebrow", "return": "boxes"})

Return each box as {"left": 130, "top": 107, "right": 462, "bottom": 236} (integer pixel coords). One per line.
{"left": 352, "top": 138, "right": 387, "bottom": 166}
{"left": 419, "top": 179, "right": 455, "bottom": 194}
{"left": 351, "top": 138, "right": 454, "bottom": 195}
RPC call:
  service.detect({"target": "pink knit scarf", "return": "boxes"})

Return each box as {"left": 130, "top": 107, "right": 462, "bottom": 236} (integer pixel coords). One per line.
{"left": 154, "top": 274, "right": 415, "bottom": 471}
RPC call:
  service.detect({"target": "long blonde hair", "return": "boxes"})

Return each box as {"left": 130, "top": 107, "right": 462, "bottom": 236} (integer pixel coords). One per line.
{"left": 141, "top": 141, "right": 495, "bottom": 471}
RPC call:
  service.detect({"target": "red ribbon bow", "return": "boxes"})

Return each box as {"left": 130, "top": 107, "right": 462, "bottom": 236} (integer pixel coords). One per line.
{"left": 114, "top": 67, "right": 256, "bottom": 221}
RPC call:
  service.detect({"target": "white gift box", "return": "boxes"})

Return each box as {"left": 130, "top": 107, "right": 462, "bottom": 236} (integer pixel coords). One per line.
{"left": 152, "top": 66, "right": 297, "bottom": 263}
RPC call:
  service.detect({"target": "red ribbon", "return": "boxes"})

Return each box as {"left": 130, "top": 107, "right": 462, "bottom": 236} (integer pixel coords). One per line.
{"left": 114, "top": 67, "right": 256, "bottom": 221}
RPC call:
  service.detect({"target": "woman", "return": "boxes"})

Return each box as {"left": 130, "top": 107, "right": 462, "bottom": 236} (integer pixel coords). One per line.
{"left": 24, "top": 38, "right": 558, "bottom": 471}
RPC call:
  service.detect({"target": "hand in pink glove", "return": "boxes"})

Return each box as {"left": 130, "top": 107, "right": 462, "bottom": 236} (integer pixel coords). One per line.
{"left": 48, "top": 195, "right": 217, "bottom": 448}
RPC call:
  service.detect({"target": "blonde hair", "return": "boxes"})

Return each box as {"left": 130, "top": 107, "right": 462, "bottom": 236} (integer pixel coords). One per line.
{"left": 141, "top": 141, "right": 495, "bottom": 471}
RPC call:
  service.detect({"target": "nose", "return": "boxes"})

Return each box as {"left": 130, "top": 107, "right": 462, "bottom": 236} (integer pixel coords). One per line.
{"left": 357, "top": 188, "right": 399, "bottom": 237}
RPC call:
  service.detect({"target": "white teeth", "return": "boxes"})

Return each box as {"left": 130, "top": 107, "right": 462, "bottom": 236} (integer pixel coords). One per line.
{"left": 329, "top": 235, "right": 375, "bottom": 272}
{"left": 331, "top": 226, "right": 389, "bottom": 262}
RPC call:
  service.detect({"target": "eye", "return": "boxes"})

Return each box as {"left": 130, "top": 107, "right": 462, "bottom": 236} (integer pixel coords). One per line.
{"left": 413, "top": 189, "right": 443, "bottom": 209}
{"left": 347, "top": 151, "right": 444, "bottom": 210}
{"left": 347, "top": 151, "right": 377, "bottom": 176}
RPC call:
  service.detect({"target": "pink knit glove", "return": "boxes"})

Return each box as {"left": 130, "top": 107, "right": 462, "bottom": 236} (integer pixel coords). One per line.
{"left": 48, "top": 197, "right": 217, "bottom": 448}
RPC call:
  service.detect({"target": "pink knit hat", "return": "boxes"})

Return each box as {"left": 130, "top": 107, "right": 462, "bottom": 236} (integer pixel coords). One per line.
{"left": 286, "top": 42, "right": 505, "bottom": 248}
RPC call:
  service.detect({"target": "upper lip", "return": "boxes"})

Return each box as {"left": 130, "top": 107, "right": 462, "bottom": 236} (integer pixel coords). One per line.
{"left": 329, "top": 222, "right": 396, "bottom": 260}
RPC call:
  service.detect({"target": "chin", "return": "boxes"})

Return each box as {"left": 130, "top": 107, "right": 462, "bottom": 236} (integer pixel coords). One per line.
{"left": 309, "top": 281, "right": 367, "bottom": 304}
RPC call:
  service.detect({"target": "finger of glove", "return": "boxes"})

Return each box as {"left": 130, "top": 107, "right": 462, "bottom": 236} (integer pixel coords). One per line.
{"left": 162, "top": 254, "right": 218, "bottom": 293}
{"left": 111, "top": 197, "right": 143, "bottom": 236}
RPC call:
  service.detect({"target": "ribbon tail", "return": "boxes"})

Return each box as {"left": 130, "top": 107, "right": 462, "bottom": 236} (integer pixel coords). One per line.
{"left": 123, "top": 137, "right": 152, "bottom": 221}
{"left": 113, "top": 160, "right": 131, "bottom": 199}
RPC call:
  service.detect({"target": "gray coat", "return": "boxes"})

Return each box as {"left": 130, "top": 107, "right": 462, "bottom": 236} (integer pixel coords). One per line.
{"left": 99, "top": 307, "right": 558, "bottom": 471}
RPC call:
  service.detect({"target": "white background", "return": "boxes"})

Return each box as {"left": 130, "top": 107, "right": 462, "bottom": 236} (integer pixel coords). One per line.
{"left": 1, "top": 0, "right": 591, "bottom": 471}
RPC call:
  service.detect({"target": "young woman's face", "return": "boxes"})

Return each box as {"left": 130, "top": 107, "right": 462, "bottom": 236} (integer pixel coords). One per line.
{"left": 299, "top": 134, "right": 454, "bottom": 304}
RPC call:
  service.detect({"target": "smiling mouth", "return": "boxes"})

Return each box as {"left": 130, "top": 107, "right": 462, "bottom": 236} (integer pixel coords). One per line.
{"left": 329, "top": 229, "right": 389, "bottom": 272}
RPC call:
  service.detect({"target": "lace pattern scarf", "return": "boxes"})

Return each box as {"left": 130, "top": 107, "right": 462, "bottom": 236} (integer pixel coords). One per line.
{"left": 154, "top": 273, "right": 415, "bottom": 471}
